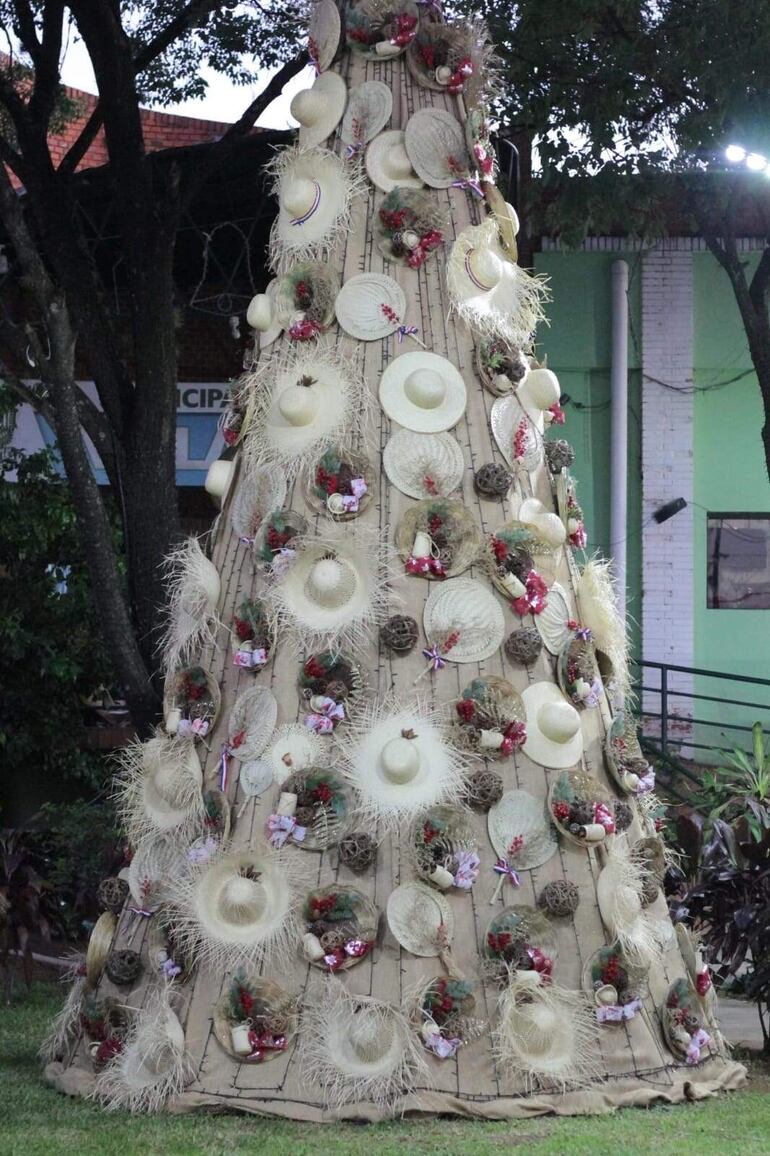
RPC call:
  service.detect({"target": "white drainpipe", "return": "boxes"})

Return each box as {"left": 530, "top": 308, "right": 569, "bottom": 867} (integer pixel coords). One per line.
{"left": 610, "top": 260, "right": 629, "bottom": 619}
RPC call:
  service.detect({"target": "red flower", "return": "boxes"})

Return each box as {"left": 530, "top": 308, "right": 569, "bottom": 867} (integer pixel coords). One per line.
{"left": 487, "top": 930, "right": 512, "bottom": 954}
{"left": 95, "top": 1036, "right": 123, "bottom": 1065}
{"left": 304, "top": 656, "right": 327, "bottom": 680}
{"left": 548, "top": 402, "right": 566, "bottom": 425}
{"left": 456, "top": 698, "right": 475, "bottom": 722}
{"left": 428, "top": 513, "right": 443, "bottom": 535}
{"left": 552, "top": 801, "right": 571, "bottom": 822}
{"left": 491, "top": 536, "right": 509, "bottom": 563}
{"left": 311, "top": 893, "right": 337, "bottom": 916}
{"left": 223, "top": 427, "right": 239, "bottom": 446}
{"left": 233, "top": 617, "right": 253, "bottom": 641}
{"left": 418, "top": 43, "right": 436, "bottom": 69}
{"left": 239, "top": 988, "right": 254, "bottom": 1017}
{"left": 266, "top": 526, "right": 290, "bottom": 552}
{"left": 312, "top": 782, "right": 333, "bottom": 805}
{"left": 230, "top": 729, "right": 245, "bottom": 750}
{"left": 423, "top": 822, "right": 439, "bottom": 845}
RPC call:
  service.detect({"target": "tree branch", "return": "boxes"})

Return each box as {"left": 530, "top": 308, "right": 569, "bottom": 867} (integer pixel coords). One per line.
{"left": 749, "top": 246, "right": 770, "bottom": 314}
{"left": 11, "top": 0, "right": 42, "bottom": 65}
{"left": 28, "top": 1, "right": 66, "bottom": 127}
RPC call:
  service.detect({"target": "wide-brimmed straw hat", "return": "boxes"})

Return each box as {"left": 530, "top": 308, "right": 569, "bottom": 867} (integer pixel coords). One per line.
{"left": 336, "top": 699, "right": 469, "bottom": 829}
{"left": 379, "top": 351, "right": 467, "bottom": 433}
{"left": 341, "top": 81, "right": 393, "bottom": 149}
{"left": 487, "top": 790, "right": 558, "bottom": 869}
{"left": 517, "top": 368, "right": 561, "bottom": 433}
{"left": 126, "top": 834, "right": 185, "bottom": 914}
{"left": 423, "top": 577, "right": 505, "bottom": 663}
{"left": 521, "top": 682, "right": 584, "bottom": 768}
{"left": 366, "top": 128, "right": 424, "bottom": 192}
{"left": 404, "top": 108, "right": 469, "bottom": 188}
{"left": 597, "top": 846, "right": 661, "bottom": 970}
{"left": 345, "top": 0, "right": 420, "bottom": 59}
{"left": 334, "top": 272, "right": 406, "bottom": 340}
{"left": 92, "top": 990, "right": 190, "bottom": 1113}
{"left": 290, "top": 72, "right": 347, "bottom": 150}
{"left": 490, "top": 394, "right": 542, "bottom": 472}
{"left": 268, "top": 146, "right": 364, "bottom": 271}
{"left": 230, "top": 466, "right": 288, "bottom": 547}
{"left": 228, "top": 686, "right": 278, "bottom": 763}
{"left": 548, "top": 769, "right": 615, "bottom": 847}
{"left": 452, "top": 676, "right": 527, "bottom": 761}
{"left": 204, "top": 458, "right": 237, "bottom": 511}
{"left": 308, "top": 0, "right": 342, "bottom": 72}
{"left": 533, "top": 582, "right": 573, "bottom": 655}
{"left": 517, "top": 498, "right": 567, "bottom": 549}
{"left": 447, "top": 219, "right": 548, "bottom": 348}
{"left": 245, "top": 278, "right": 283, "bottom": 346}
{"left": 387, "top": 880, "right": 454, "bottom": 956}
{"left": 213, "top": 974, "right": 298, "bottom": 1063}
{"left": 119, "top": 735, "right": 204, "bottom": 845}
{"left": 396, "top": 498, "right": 482, "bottom": 579}
{"left": 409, "top": 805, "right": 480, "bottom": 891}
{"left": 300, "top": 980, "right": 426, "bottom": 1113}
{"left": 383, "top": 429, "right": 465, "bottom": 499}
{"left": 263, "top": 724, "right": 329, "bottom": 786}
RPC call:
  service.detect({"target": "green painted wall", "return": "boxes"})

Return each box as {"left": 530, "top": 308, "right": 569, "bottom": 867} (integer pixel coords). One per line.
{"left": 533, "top": 250, "right": 643, "bottom": 659}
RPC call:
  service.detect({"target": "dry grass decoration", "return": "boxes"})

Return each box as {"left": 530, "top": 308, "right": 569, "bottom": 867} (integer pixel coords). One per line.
{"left": 596, "top": 840, "right": 664, "bottom": 971}
{"left": 158, "top": 537, "right": 221, "bottom": 676}
{"left": 576, "top": 557, "right": 631, "bottom": 703}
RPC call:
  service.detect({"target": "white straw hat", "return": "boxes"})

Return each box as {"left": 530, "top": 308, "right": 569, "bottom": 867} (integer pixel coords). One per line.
{"left": 387, "top": 881, "right": 454, "bottom": 956}
{"left": 93, "top": 990, "right": 191, "bottom": 1113}
{"left": 127, "top": 834, "right": 186, "bottom": 914}
{"left": 534, "top": 582, "right": 573, "bottom": 655}
{"left": 336, "top": 698, "right": 469, "bottom": 829}
{"left": 268, "top": 145, "right": 365, "bottom": 271}
{"left": 490, "top": 393, "right": 542, "bottom": 472}
{"left": 447, "top": 219, "right": 548, "bottom": 348}
{"left": 246, "top": 278, "right": 283, "bottom": 345}
{"left": 383, "top": 429, "right": 464, "bottom": 499}
{"left": 517, "top": 497, "right": 567, "bottom": 549}
{"left": 334, "top": 272, "right": 406, "bottom": 340}
{"left": 300, "top": 981, "right": 426, "bottom": 1113}
{"left": 517, "top": 367, "right": 561, "bottom": 433}
{"left": 365, "top": 128, "right": 424, "bottom": 192}
{"left": 262, "top": 525, "right": 389, "bottom": 655}
{"left": 597, "top": 846, "right": 661, "bottom": 970}
{"left": 290, "top": 71, "right": 347, "bottom": 151}
{"left": 115, "top": 734, "right": 204, "bottom": 847}
{"left": 246, "top": 346, "right": 370, "bottom": 478}
{"left": 341, "top": 80, "right": 393, "bottom": 148}
{"left": 379, "top": 351, "right": 467, "bottom": 433}
{"left": 263, "top": 724, "right": 328, "bottom": 785}
{"left": 168, "top": 849, "right": 301, "bottom": 974}
{"left": 228, "top": 686, "right": 278, "bottom": 763}
{"left": 487, "top": 790, "right": 558, "bottom": 870}
{"left": 308, "top": 0, "right": 341, "bottom": 72}
{"left": 404, "top": 108, "right": 469, "bottom": 188}
{"left": 521, "top": 682, "right": 584, "bottom": 768}
{"left": 424, "top": 577, "right": 505, "bottom": 663}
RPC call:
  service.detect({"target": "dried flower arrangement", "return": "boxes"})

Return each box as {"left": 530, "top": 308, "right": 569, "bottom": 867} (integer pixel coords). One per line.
{"left": 80, "top": 994, "right": 130, "bottom": 1071}
{"left": 298, "top": 651, "right": 364, "bottom": 731}
{"left": 213, "top": 973, "right": 296, "bottom": 1063}
{"left": 549, "top": 770, "right": 616, "bottom": 846}
{"left": 164, "top": 665, "right": 219, "bottom": 739}
{"left": 605, "top": 712, "right": 656, "bottom": 796}
{"left": 345, "top": 0, "right": 418, "bottom": 57}
{"left": 255, "top": 508, "right": 307, "bottom": 571}
{"left": 275, "top": 261, "right": 338, "bottom": 341}
{"left": 268, "top": 768, "right": 351, "bottom": 851}
{"left": 414, "top": 975, "right": 484, "bottom": 1059}
{"left": 232, "top": 597, "right": 273, "bottom": 671}
{"left": 396, "top": 498, "right": 481, "bottom": 580}
{"left": 585, "top": 944, "right": 644, "bottom": 1024}
{"left": 488, "top": 526, "right": 551, "bottom": 615}
{"left": 483, "top": 906, "right": 556, "bottom": 984}
{"left": 307, "top": 447, "right": 371, "bottom": 519}
{"left": 375, "top": 187, "right": 447, "bottom": 268}
{"left": 558, "top": 632, "right": 603, "bottom": 709}
{"left": 301, "top": 884, "right": 378, "bottom": 971}
{"left": 452, "top": 676, "right": 526, "bottom": 759}
{"left": 410, "top": 806, "right": 480, "bottom": 892}
{"left": 476, "top": 337, "right": 529, "bottom": 397}
{"left": 663, "top": 978, "right": 713, "bottom": 1065}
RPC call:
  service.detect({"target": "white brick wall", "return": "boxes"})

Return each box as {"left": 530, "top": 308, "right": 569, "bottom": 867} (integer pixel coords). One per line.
{"left": 640, "top": 246, "right": 694, "bottom": 736}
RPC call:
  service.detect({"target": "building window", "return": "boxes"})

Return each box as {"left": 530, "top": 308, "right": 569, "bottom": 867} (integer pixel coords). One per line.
{"left": 707, "top": 515, "right": 770, "bottom": 609}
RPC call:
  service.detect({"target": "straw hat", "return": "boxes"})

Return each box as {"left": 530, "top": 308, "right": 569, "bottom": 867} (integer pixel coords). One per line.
{"left": 366, "top": 128, "right": 424, "bottom": 192}
{"left": 379, "top": 351, "right": 467, "bottom": 433}
{"left": 263, "top": 724, "right": 328, "bottom": 785}
{"left": 93, "top": 990, "right": 191, "bottom": 1113}
{"left": 213, "top": 974, "right": 298, "bottom": 1063}
{"left": 534, "top": 582, "right": 573, "bottom": 655}
{"left": 423, "top": 577, "right": 506, "bottom": 663}
{"left": 334, "top": 272, "right": 406, "bottom": 340}
{"left": 277, "top": 768, "right": 353, "bottom": 850}
{"left": 205, "top": 458, "right": 237, "bottom": 510}
{"left": 404, "top": 108, "right": 469, "bottom": 188}
{"left": 487, "top": 522, "right": 559, "bottom": 600}
{"left": 488, "top": 791, "right": 558, "bottom": 869}
{"left": 521, "top": 683, "right": 584, "bottom": 768}
{"left": 246, "top": 346, "right": 370, "bottom": 477}
{"left": 661, "top": 977, "right": 712, "bottom": 1063}
{"left": 557, "top": 634, "right": 603, "bottom": 710}
{"left": 137, "top": 737, "right": 203, "bottom": 837}
{"left": 274, "top": 260, "right": 339, "bottom": 335}
{"left": 490, "top": 394, "right": 542, "bottom": 472}
{"left": 447, "top": 219, "right": 548, "bottom": 348}
{"left": 383, "top": 429, "right": 465, "bottom": 499}
{"left": 597, "top": 847, "right": 661, "bottom": 969}
{"left": 517, "top": 368, "right": 561, "bottom": 433}
{"left": 483, "top": 906, "right": 558, "bottom": 975}
{"left": 230, "top": 466, "right": 288, "bottom": 546}
{"left": 336, "top": 699, "right": 469, "bottom": 829}
{"left": 305, "top": 446, "right": 373, "bottom": 520}
{"left": 245, "top": 278, "right": 283, "bottom": 345}
{"left": 262, "top": 525, "right": 389, "bottom": 655}
{"left": 387, "top": 881, "right": 454, "bottom": 957}
{"left": 268, "top": 146, "right": 364, "bottom": 271}
{"left": 290, "top": 71, "right": 347, "bottom": 151}
{"left": 493, "top": 972, "right": 600, "bottom": 1092}
{"left": 228, "top": 686, "right": 278, "bottom": 763}
{"left": 300, "top": 981, "right": 426, "bottom": 1113}
{"left": 395, "top": 498, "right": 482, "bottom": 579}
{"left": 341, "top": 80, "right": 393, "bottom": 147}
{"left": 517, "top": 498, "right": 567, "bottom": 549}
{"left": 576, "top": 558, "right": 631, "bottom": 702}
{"left": 168, "top": 849, "right": 301, "bottom": 973}
{"left": 308, "top": 0, "right": 341, "bottom": 72}
{"left": 86, "top": 912, "right": 117, "bottom": 987}
{"left": 549, "top": 769, "right": 615, "bottom": 848}
{"left": 127, "top": 834, "right": 185, "bottom": 914}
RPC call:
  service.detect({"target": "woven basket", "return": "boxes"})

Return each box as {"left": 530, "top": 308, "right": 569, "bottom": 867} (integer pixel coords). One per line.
{"left": 162, "top": 668, "right": 221, "bottom": 734}
{"left": 303, "top": 885, "right": 379, "bottom": 972}
{"left": 213, "top": 977, "right": 298, "bottom": 1063}
{"left": 396, "top": 500, "right": 482, "bottom": 580}
{"left": 547, "top": 771, "right": 616, "bottom": 849}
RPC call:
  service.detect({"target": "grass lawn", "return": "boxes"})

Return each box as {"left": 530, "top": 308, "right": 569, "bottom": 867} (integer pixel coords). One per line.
{"left": 1, "top": 982, "right": 767, "bottom": 1156}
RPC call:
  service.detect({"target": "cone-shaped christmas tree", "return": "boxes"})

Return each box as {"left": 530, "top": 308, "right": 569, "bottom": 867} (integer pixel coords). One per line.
{"left": 44, "top": 0, "right": 745, "bottom": 1119}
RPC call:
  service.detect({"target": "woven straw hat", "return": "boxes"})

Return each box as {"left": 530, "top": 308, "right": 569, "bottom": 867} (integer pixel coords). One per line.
{"left": 521, "top": 682, "right": 584, "bottom": 768}
{"left": 337, "top": 700, "right": 468, "bottom": 829}
{"left": 490, "top": 394, "right": 541, "bottom": 472}
{"left": 86, "top": 911, "right": 117, "bottom": 987}
{"left": 278, "top": 768, "right": 353, "bottom": 850}
{"left": 334, "top": 272, "right": 406, "bottom": 340}
{"left": 269, "top": 147, "right": 361, "bottom": 268}
{"left": 379, "top": 351, "right": 467, "bottom": 433}
{"left": 517, "top": 498, "right": 567, "bottom": 549}
{"left": 548, "top": 769, "right": 615, "bottom": 848}
{"left": 366, "top": 128, "right": 424, "bottom": 192}
{"left": 92, "top": 991, "right": 189, "bottom": 1112}
{"left": 213, "top": 975, "right": 298, "bottom": 1063}
{"left": 453, "top": 676, "right": 527, "bottom": 760}
{"left": 383, "top": 429, "right": 465, "bottom": 499}
{"left": 345, "top": 0, "right": 420, "bottom": 59}
{"left": 488, "top": 790, "right": 558, "bottom": 870}
{"left": 517, "top": 368, "right": 561, "bottom": 433}
{"left": 488, "top": 521, "right": 559, "bottom": 597}
{"left": 245, "top": 278, "right": 283, "bottom": 345}
{"left": 290, "top": 71, "right": 347, "bottom": 151}
{"left": 140, "top": 739, "right": 203, "bottom": 833}
{"left": 263, "top": 724, "right": 328, "bottom": 785}
{"left": 341, "top": 80, "right": 393, "bottom": 146}
{"left": 534, "top": 582, "right": 573, "bottom": 655}
{"left": 204, "top": 458, "right": 237, "bottom": 510}
{"left": 127, "top": 835, "right": 185, "bottom": 913}
{"left": 404, "top": 108, "right": 469, "bottom": 188}
{"left": 447, "top": 219, "right": 548, "bottom": 348}
{"left": 228, "top": 686, "right": 278, "bottom": 763}
{"left": 308, "top": 0, "right": 341, "bottom": 72}
{"left": 396, "top": 498, "right": 482, "bottom": 579}
{"left": 230, "top": 466, "right": 288, "bottom": 546}
{"left": 597, "top": 848, "right": 660, "bottom": 969}
{"left": 424, "top": 577, "right": 505, "bottom": 663}
{"left": 387, "top": 881, "right": 454, "bottom": 956}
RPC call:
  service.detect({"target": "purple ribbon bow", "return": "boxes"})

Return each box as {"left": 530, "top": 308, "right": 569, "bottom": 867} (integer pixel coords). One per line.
{"left": 129, "top": 906, "right": 154, "bottom": 920}
{"left": 636, "top": 766, "right": 656, "bottom": 794}
{"left": 177, "top": 716, "right": 209, "bottom": 738}
{"left": 239, "top": 535, "right": 255, "bottom": 547}
{"left": 454, "top": 850, "right": 481, "bottom": 889}
{"left": 422, "top": 644, "right": 446, "bottom": 671}
{"left": 267, "top": 813, "right": 307, "bottom": 849}
{"left": 493, "top": 858, "right": 521, "bottom": 886}
{"left": 397, "top": 324, "right": 419, "bottom": 343}
{"left": 345, "top": 142, "right": 364, "bottom": 159}
{"left": 162, "top": 958, "right": 182, "bottom": 980}
{"left": 596, "top": 997, "right": 643, "bottom": 1024}
{"left": 575, "top": 626, "right": 593, "bottom": 641}
{"left": 424, "top": 1031, "right": 461, "bottom": 1059}
{"left": 451, "top": 177, "right": 484, "bottom": 198}
{"left": 187, "top": 836, "right": 219, "bottom": 865}
{"left": 271, "top": 547, "right": 296, "bottom": 576}
{"left": 234, "top": 647, "right": 268, "bottom": 670}
{"left": 686, "top": 1027, "right": 712, "bottom": 1065}
{"left": 304, "top": 697, "right": 345, "bottom": 734}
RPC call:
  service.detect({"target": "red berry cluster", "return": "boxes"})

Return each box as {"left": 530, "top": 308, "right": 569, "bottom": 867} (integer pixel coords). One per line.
{"left": 303, "top": 656, "right": 327, "bottom": 680}
{"left": 428, "top": 513, "right": 443, "bottom": 535}
{"left": 487, "top": 930, "right": 512, "bottom": 955}
{"left": 309, "top": 892, "right": 337, "bottom": 917}
{"left": 233, "top": 616, "right": 253, "bottom": 641}
{"left": 422, "top": 821, "right": 440, "bottom": 845}
{"left": 602, "top": 955, "right": 620, "bottom": 985}
{"left": 552, "top": 801, "right": 571, "bottom": 822}
{"left": 456, "top": 698, "right": 475, "bottom": 723}
{"left": 491, "top": 536, "right": 509, "bottom": 563}
{"left": 315, "top": 466, "right": 339, "bottom": 495}
{"left": 312, "top": 782, "right": 333, "bottom": 805}
{"left": 379, "top": 206, "right": 410, "bottom": 232}
{"left": 239, "top": 987, "right": 254, "bottom": 1017}
{"left": 266, "top": 525, "right": 291, "bottom": 553}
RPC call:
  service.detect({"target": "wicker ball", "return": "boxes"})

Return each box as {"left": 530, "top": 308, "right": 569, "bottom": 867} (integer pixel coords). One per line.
{"left": 474, "top": 462, "right": 512, "bottom": 498}
{"left": 264, "top": 1012, "right": 289, "bottom": 1036}
{"left": 338, "top": 832, "right": 377, "bottom": 873}
{"left": 105, "top": 949, "right": 142, "bottom": 987}
{"left": 320, "top": 928, "right": 347, "bottom": 951}
{"left": 504, "top": 628, "right": 542, "bottom": 666}
{"left": 614, "top": 801, "right": 634, "bottom": 833}
{"left": 380, "top": 615, "right": 419, "bottom": 654}
{"left": 538, "top": 879, "right": 580, "bottom": 918}
{"left": 545, "top": 439, "right": 575, "bottom": 474}
{"left": 462, "top": 768, "right": 504, "bottom": 811}
{"left": 97, "top": 876, "right": 129, "bottom": 914}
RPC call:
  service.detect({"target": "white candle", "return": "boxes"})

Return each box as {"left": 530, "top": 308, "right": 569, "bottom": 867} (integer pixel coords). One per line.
{"left": 165, "top": 708, "right": 181, "bottom": 735}
{"left": 277, "top": 792, "right": 297, "bottom": 817}
{"left": 230, "top": 1023, "right": 253, "bottom": 1056}
{"left": 303, "top": 933, "right": 325, "bottom": 962}
{"left": 429, "top": 865, "right": 455, "bottom": 890}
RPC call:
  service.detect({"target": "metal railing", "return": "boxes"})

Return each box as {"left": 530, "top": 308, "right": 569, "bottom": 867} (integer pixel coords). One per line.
{"left": 632, "top": 659, "right": 770, "bottom": 760}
